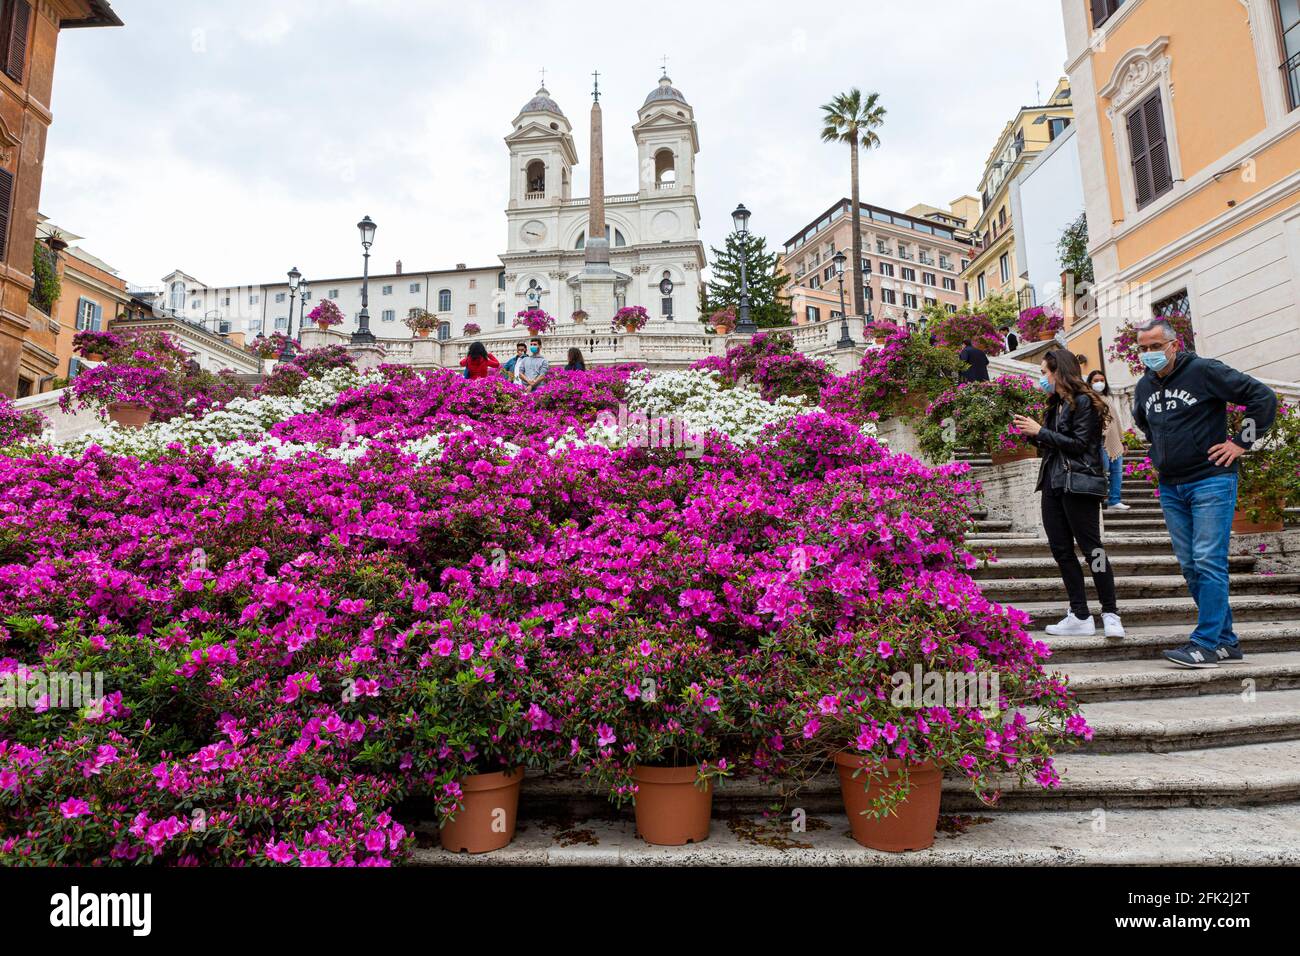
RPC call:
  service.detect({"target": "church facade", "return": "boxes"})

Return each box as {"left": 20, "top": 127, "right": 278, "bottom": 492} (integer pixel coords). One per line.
{"left": 500, "top": 75, "right": 707, "bottom": 328}
{"left": 135, "top": 74, "right": 707, "bottom": 343}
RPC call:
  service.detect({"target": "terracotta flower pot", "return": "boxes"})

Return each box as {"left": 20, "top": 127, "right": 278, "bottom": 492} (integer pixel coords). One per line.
{"left": 417, "top": 329, "right": 431, "bottom": 338}
{"left": 1232, "top": 499, "right": 1286, "bottom": 534}
{"left": 1035, "top": 330, "right": 1056, "bottom": 342}
{"left": 85, "top": 352, "right": 104, "bottom": 363}
{"left": 106, "top": 402, "right": 153, "bottom": 429}
{"left": 571, "top": 312, "right": 588, "bottom": 325}
{"left": 439, "top": 768, "right": 523, "bottom": 854}
{"left": 631, "top": 764, "right": 712, "bottom": 846}
{"left": 835, "top": 753, "right": 941, "bottom": 852}
{"left": 990, "top": 445, "right": 1037, "bottom": 466}
{"left": 317, "top": 320, "right": 331, "bottom": 331}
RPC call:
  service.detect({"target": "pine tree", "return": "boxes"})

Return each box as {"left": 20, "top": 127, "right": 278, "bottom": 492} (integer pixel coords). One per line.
{"left": 701, "top": 231, "right": 793, "bottom": 328}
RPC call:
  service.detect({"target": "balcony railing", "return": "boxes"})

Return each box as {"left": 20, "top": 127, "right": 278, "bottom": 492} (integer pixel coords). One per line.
{"left": 654, "top": 181, "right": 677, "bottom": 191}
{"left": 524, "top": 191, "right": 545, "bottom": 201}
{"left": 1285, "top": 50, "right": 1300, "bottom": 112}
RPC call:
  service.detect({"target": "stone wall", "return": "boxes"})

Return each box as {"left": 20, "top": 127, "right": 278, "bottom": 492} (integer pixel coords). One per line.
{"left": 973, "top": 458, "right": 1042, "bottom": 536}
{"left": 1231, "top": 527, "right": 1300, "bottom": 574}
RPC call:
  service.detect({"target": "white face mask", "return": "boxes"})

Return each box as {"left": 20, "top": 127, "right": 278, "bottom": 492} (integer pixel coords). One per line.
{"left": 1092, "top": 381, "right": 1106, "bottom": 393}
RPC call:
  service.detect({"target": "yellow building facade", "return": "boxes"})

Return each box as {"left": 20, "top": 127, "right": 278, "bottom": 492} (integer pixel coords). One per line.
{"left": 1061, "top": 0, "right": 1300, "bottom": 383}
{"left": 962, "top": 79, "right": 1075, "bottom": 306}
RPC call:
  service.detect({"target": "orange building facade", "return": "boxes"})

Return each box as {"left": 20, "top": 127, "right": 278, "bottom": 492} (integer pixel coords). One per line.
{"left": 0, "top": 0, "right": 120, "bottom": 398}
{"left": 1061, "top": 0, "right": 1300, "bottom": 384}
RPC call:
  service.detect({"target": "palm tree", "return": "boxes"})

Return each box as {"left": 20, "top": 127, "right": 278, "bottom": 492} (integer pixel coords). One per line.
{"left": 820, "top": 89, "right": 886, "bottom": 320}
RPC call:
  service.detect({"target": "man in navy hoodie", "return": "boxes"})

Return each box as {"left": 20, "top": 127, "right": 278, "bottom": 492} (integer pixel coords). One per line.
{"left": 1131, "top": 318, "right": 1277, "bottom": 669}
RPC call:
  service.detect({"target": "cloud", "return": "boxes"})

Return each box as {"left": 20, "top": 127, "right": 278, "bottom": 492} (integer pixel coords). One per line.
{"left": 40, "top": 0, "right": 1068, "bottom": 287}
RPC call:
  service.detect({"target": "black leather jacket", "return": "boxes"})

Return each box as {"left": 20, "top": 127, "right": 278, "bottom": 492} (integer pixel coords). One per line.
{"left": 1029, "top": 393, "right": 1105, "bottom": 493}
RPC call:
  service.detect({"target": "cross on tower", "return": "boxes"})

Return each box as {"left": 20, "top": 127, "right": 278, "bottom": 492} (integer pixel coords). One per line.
{"left": 592, "top": 70, "right": 601, "bottom": 101}
{"left": 539, "top": 66, "right": 547, "bottom": 87}
{"left": 660, "top": 54, "right": 669, "bottom": 76}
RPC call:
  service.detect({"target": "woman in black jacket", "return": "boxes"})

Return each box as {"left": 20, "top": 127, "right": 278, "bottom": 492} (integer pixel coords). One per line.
{"left": 1012, "top": 349, "right": 1125, "bottom": 639}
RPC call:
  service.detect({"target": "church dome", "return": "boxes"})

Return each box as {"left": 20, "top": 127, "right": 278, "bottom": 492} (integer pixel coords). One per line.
{"left": 644, "top": 74, "right": 688, "bottom": 107}
{"left": 521, "top": 86, "right": 565, "bottom": 116}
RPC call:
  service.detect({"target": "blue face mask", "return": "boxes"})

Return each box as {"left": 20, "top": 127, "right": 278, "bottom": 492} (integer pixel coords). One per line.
{"left": 1038, "top": 377, "right": 1055, "bottom": 394}
{"left": 529, "top": 346, "right": 540, "bottom": 355}
{"left": 1140, "top": 350, "right": 1169, "bottom": 372}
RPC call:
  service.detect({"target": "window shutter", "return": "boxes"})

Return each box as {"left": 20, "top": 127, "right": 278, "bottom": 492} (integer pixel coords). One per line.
{"left": 1127, "top": 101, "right": 1153, "bottom": 209}
{"left": 69, "top": 357, "right": 81, "bottom": 379}
{"left": 92, "top": 303, "right": 103, "bottom": 331}
{"left": 1143, "top": 92, "right": 1173, "bottom": 199}
{"left": 4, "top": 0, "right": 29, "bottom": 85}
{"left": 0, "top": 167, "right": 10, "bottom": 263}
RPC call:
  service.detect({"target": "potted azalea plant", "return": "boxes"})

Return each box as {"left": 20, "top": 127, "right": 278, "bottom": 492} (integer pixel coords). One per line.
{"left": 918, "top": 374, "right": 1048, "bottom": 464}
{"left": 514, "top": 308, "right": 555, "bottom": 336}
{"left": 462, "top": 322, "right": 481, "bottom": 336}
{"left": 547, "top": 624, "right": 739, "bottom": 846}
{"left": 927, "top": 310, "right": 1005, "bottom": 356}
{"left": 72, "top": 329, "right": 123, "bottom": 364}
{"left": 1230, "top": 398, "right": 1300, "bottom": 533}
{"left": 821, "top": 326, "right": 964, "bottom": 422}
{"left": 570, "top": 309, "right": 589, "bottom": 326}
{"left": 307, "top": 298, "right": 345, "bottom": 331}
{"left": 708, "top": 309, "right": 736, "bottom": 335}
{"left": 406, "top": 309, "right": 440, "bottom": 338}
{"left": 759, "top": 595, "right": 1090, "bottom": 852}
{"left": 1016, "top": 305, "right": 1064, "bottom": 343}
{"left": 1108, "top": 313, "right": 1196, "bottom": 374}
{"left": 613, "top": 305, "right": 650, "bottom": 334}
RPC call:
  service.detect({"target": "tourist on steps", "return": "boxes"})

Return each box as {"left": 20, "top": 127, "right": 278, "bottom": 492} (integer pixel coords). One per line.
{"left": 459, "top": 341, "right": 500, "bottom": 379}
{"left": 1087, "top": 369, "right": 1129, "bottom": 512}
{"left": 959, "top": 339, "right": 991, "bottom": 383}
{"left": 514, "top": 338, "right": 550, "bottom": 391}
{"left": 502, "top": 341, "right": 527, "bottom": 380}
{"left": 1131, "top": 318, "right": 1277, "bottom": 669}
{"left": 1013, "top": 349, "right": 1125, "bottom": 639}
{"left": 566, "top": 347, "right": 586, "bottom": 372}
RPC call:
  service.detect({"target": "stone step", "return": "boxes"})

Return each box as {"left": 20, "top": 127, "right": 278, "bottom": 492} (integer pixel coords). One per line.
{"left": 1013, "top": 594, "right": 1300, "bottom": 628}
{"left": 980, "top": 572, "right": 1300, "bottom": 603}
{"left": 1078, "top": 689, "right": 1300, "bottom": 752}
{"left": 1100, "top": 518, "right": 1173, "bottom": 530}
{"left": 1053, "top": 651, "right": 1300, "bottom": 702}
{"left": 1039, "top": 620, "right": 1300, "bottom": 663}
{"left": 966, "top": 534, "right": 1176, "bottom": 558}
{"left": 970, "top": 554, "right": 1257, "bottom": 580}
{"left": 411, "top": 804, "right": 1300, "bottom": 866}
{"left": 942, "top": 740, "right": 1300, "bottom": 811}
{"left": 974, "top": 519, "right": 1013, "bottom": 533}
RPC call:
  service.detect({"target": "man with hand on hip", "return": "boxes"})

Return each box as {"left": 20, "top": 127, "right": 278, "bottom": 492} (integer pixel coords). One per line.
{"left": 1131, "top": 318, "right": 1277, "bottom": 669}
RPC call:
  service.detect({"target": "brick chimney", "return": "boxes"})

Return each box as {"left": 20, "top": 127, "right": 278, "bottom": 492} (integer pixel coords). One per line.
{"left": 396, "top": 260, "right": 403, "bottom": 275}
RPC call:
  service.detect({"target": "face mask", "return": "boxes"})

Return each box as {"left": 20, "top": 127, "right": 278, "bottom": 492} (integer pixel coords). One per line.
{"left": 529, "top": 346, "right": 540, "bottom": 355}
{"left": 1092, "top": 381, "right": 1106, "bottom": 393}
{"left": 1140, "top": 350, "right": 1169, "bottom": 372}
{"left": 1038, "top": 377, "right": 1054, "bottom": 394}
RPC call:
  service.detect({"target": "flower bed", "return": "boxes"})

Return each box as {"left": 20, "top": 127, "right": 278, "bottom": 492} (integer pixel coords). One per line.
{"left": 821, "top": 326, "right": 963, "bottom": 422}
{"left": 0, "top": 357, "right": 1088, "bottom": 865}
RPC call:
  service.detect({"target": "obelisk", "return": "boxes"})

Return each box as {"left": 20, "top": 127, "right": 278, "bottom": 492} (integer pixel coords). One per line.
{"left": 585, "top": 71, "right": 610, "bottom": 271}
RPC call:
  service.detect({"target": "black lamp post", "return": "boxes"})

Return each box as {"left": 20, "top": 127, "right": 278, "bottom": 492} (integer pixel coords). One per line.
{"left": 732, "top": 203, "right": 756, "bottom": 334}
{"left": 660, "top": 275, "right": 674, "bottom": 322}
{"left": 833, "top": 250, "right": 854, "bottom": 348}
{"left": 353, "top": 216, "right": 378, "bottom": 344}
{"left": 286, "top": 266, "right": 301, "bottom": 340}
{"left": 298, "top": 279, "right": 310, "bottom": 341}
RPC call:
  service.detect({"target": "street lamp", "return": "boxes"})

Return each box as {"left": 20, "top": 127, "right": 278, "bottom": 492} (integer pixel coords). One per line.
{"left": 298, "top": 279, "right": 310, "bottom": 341}
{"left": 732, "top": 203, "right": 756, "bottom": 334}
{"left": 287, "top": 266, "right": 302, "bottom": 341}
{"left": 659, "top": 275, "right": 675, "bottom": 322}
{"left": 833, "top": 250, "right": 853, "bottom": 348}
{"left": 353, "top": 216, "right": 378, "bottom": 344}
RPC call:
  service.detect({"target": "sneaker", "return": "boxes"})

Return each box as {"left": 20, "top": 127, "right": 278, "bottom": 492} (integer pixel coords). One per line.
{"left": 1163, "top": 642, "right": 1220, "bottom": 669}
{"left": 1045, "top": 612, "right": 1096, "bottom": 636}
{"left": 1104, "top": 502, "right": 1132, "bottom": 512}
{"left": 1102, "top": 613, "right": 1126, "bottom": 638}
{"left": 1216, "top": 644, "right": 1245, "bottom": 664}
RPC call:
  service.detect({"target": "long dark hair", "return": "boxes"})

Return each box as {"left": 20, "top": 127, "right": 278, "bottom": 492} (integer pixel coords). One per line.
{"left": 467, "top": 341, "right": 488, "bottom": 361}
{"left": 566, "top": 347, "right": 585, "bottom": 370}
{"left": 1046, "top": 349, "right": 1110, "bottom": 430}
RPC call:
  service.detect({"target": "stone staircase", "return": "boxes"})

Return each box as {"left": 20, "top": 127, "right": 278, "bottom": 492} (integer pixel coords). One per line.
{"left": 958, "top": 462, "right": 1300, "bottom": 817}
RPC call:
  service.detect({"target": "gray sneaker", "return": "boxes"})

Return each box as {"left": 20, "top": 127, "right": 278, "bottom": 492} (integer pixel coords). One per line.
{"left": 1163, "top": 642, "right": 1219, "bottom": 669}
{"left": 1216, "top": 644, "right": 1245, "bottom": 664}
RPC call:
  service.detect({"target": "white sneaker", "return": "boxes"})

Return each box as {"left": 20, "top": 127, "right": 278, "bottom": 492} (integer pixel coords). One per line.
{"left": 1102, "top": 613, "right": 1126, "bottom": 638}
{"left": 1045, "top": 612, "right": 1096, "bottom": 636}
{"left": 1105, "top": 502, "right": 1132, "bottom": 512}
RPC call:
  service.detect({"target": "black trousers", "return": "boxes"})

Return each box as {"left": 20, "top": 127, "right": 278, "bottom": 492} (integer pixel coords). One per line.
{"left": 1040, "top": 490, "right": 1119, "bottom": 618}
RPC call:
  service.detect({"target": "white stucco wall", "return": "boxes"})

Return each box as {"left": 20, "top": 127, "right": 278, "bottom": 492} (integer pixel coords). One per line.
{"left": 1011, "top": 125, "right": 1085, "bottom": 310}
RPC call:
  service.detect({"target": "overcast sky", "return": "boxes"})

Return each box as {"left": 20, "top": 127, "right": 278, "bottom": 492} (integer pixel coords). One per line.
{"left": 41, "top": 0, "right": 1069, "bottom": 290}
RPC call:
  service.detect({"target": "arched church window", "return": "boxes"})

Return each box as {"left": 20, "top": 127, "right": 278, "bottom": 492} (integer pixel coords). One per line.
{"left": 575, "top": 226, "right": 627, "bottom": 250}
{"left": 438, "top": 289, "right": 452, "bottom": 312}
{"left": 525, "top": 160, "right": 546, "bottom": 196}
{"left": 654, "top": 149, "right": 676, "bottom": 185}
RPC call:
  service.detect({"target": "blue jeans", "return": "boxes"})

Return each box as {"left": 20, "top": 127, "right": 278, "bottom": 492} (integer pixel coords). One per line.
{"left": 1157, "top": 473, "right": 1239, "bottom": 651}
{"left": 1100, "top": 448, "right": 1123, "bottom": 506}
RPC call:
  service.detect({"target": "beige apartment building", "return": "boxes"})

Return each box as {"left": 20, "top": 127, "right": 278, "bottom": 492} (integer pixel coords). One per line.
{"left": 780, "top": 198, "right": 974, "bottom": 327}
{"left": 962, "top": 79, "right": 1075, "bottom": 307}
